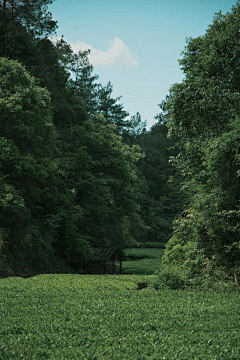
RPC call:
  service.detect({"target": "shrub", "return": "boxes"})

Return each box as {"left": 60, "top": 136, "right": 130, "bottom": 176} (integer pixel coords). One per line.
{"left": 154, "top": 265, "right": 191, "bottom": 290}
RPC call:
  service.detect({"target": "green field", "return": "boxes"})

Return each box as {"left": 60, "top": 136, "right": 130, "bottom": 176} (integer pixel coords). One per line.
{"left": 1, "top": 274, "right": 240, "bottom": 359}
{"left": 122, "top": 248, "right": 164, "bottom": 274}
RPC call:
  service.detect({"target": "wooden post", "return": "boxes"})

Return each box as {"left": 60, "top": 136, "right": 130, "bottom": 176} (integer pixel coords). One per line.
{"left": 112, "top": 260, "right": 115, "bottom": 274}
{"left": 103, "top": 261, "right": 105, "bottom": 274}
{"left": 120, "top": 260, "right": 122, "bottom": 274}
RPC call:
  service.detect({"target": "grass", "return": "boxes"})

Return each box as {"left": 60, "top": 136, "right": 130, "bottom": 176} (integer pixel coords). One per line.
{"left": 137, "top": 242, "right": 166, "bottom": 249}
{"left": 1, "top": 274, "right": 240, "bottom": 359}
{"left": 122, "top": 248, "right": 164, "bottom": 274}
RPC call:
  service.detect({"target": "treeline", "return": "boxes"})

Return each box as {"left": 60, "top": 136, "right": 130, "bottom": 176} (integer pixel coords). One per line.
{"left": 0, "top": 0, "right": 185, "bottom": 276}
{"left": 159, "top": 1, "right": 240, "bottom": 289}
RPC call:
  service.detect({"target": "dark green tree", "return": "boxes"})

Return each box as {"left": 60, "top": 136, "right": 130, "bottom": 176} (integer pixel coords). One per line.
{"left": 97, "top": 81, "right": 130, "bottom": 134}
{"left": 121, "top": 112, "right": 147, "bottom": 146}
{"left": 136, "top": 120, "right": 186, "bottom": 242}
{"left": 162, "top": 1, "right": 240, "bottom": 287}
{"left": 0, "top": 0, "right": 57, "bottom": 58}
{"left": 68, "top": 50, "right": 99, "bottom": 116}
{"left": 0, "top": 57, "right": 59, "bottom": 275}
{"left": 0, "top": 0, "right": 179, "bottom": 276}
{"left": 55, "top": 115, "right": 146, "bottom": 255}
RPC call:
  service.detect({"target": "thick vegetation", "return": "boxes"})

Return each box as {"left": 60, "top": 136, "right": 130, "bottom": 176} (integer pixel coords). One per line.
{"left": 1, "top": 275, "right": 240, "bottom": 359}
{"left": 0, "top": 0, "right": 184, "bottom": 276}
{"left": 1, "top": 0, "right": 239, "bottom": 290}
{"left": 160, "top": 1, "right": 240, "bottom": 288}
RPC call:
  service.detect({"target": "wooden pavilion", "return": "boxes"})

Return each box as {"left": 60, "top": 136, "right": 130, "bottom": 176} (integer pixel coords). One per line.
{"left": 69, "top": 246, "right": 126, "bottom": 274}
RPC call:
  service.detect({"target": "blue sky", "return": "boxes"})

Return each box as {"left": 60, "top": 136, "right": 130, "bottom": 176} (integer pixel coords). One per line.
{"left": 49, "top": 0, "right": 236, "bottom": 128}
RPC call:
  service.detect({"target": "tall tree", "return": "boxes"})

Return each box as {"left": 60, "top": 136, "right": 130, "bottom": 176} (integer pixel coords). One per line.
{"left": 97, "top": 81, "right": 130, "bottom": 133}
{"left": 121, "top": 112, "right": 147, "bottom": 146}
{"left": 69, "top": 50, "right": 99, "bottom": 116}
{"left": 1, "top": 0, "right": 184, "bottom": 276}
{"left": 163, "top": 1, "right": 240, "bottom": 286}
{"left": 0, "top": 57, "right": 58, "bottom": 275}
{"left": 54, "top": 115, "right": 146, "bottom": 255}
{"left": 136, "top": 120, "right": 186, "bottom": 242}
{"left": 0, "top": 0, "right": 57, "bottom": 58}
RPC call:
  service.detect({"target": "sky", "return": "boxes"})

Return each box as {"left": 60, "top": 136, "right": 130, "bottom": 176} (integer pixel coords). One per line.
{"left": 49, "top": 0, "right": 237, "bottom": 128}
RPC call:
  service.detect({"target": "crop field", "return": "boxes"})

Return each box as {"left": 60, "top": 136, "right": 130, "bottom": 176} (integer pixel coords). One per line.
{"left": 122, "top": 248, "right": 164, "bottom": 274}
{"left": 1, "top": 274, "right": 240, "bottom": 359}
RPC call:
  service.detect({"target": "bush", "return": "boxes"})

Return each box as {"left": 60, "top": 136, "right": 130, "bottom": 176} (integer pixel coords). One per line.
{"left": 154, "top": 265, "right": 191, "bottom": 290}
{"left": 154, "top": 262, "right": 240, "bottom": 292}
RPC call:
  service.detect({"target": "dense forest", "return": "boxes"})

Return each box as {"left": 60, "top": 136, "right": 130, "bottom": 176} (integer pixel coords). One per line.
{"left": 1, "top": 0, "right": 240, "bottom": 288}
{"left": 160, "top": 1, "right": 240, "bottom": 289}
{"left": 0, "top": 0, "right": 185, "bottom": 276}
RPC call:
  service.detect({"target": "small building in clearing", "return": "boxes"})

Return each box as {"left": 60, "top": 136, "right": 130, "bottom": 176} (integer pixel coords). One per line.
{"left": 69, "top": 246, "right": 126, "bottom": 274}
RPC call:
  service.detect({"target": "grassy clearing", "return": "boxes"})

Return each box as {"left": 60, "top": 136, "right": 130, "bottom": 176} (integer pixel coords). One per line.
{"left": 1, "top": 274, "right": 240, "bottom": 359}
{"left": 122, "top": 248, "right": 164, "bottom": 274}
{"left": 137, "top": 242, "right": 166, "bottom": 249}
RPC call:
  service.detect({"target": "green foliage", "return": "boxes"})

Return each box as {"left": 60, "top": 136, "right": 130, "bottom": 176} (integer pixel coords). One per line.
{"left": 0, "top": 1, "right": 57, "bottom": 59}
{"left": 135, "top": 122, "right": 187, "bottom": 242}
{"left": 162, "top": 1, "right": 240, "bottom": 288}
{"left": 68, "top": 49, "right": 99, "bottom": 115}
{"left": 124, "top": 248, "right": 164, "bottom": 260}
{"left": 121, "top": 112, "right": 147, "bottom": 145}
{"left": 97, "top": 81, "right": 130, "bottom": 133}
{"left": 137, "top": 241, "right": 166, "bottom": 248}
{"left": 0, "top": 57, "right": 60, "bottom": 274}
{"left": 1, "top": 275, "right": 240, "bottom": 359}
{"left": 0, "top": 56, "right": 148, "bottom": 275}
{"left": 154, "top": 266, "right": 190, "bottom": 290}
{"left": 56, "top": 115, "right": 146, "bottom": 253}
{"left": 0, "top": 57, "right": 55, "bottom": 156}
{"left": 0, "top": 0, "right": 185, "bottom": 276}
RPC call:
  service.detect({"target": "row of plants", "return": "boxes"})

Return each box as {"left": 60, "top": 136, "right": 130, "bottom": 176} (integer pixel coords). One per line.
{"left": 1, "top": 274, "right": 240, "bottom": 359}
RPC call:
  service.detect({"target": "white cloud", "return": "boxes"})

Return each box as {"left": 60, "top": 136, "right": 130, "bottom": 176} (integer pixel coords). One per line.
{"left": 70, "top": 37, "right": 139, "bottom": 68}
